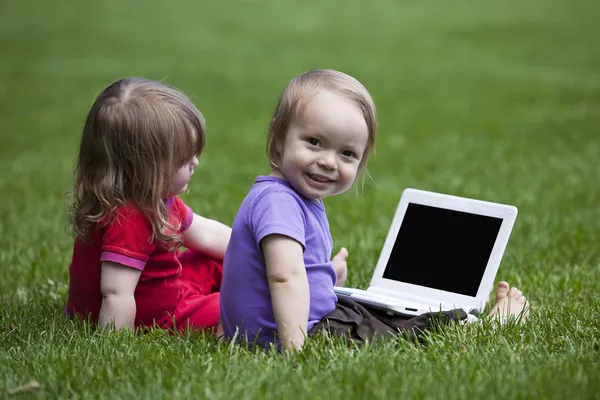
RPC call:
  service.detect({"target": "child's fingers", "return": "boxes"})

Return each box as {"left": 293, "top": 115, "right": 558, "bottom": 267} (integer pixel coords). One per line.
{"left": 335, "top": 247, "right": 349, "bottom": 260}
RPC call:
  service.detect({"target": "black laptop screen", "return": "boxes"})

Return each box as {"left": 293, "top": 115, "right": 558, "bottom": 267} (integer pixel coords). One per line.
{"left": 382, "top": 203, "right": 503, "bottom": 297}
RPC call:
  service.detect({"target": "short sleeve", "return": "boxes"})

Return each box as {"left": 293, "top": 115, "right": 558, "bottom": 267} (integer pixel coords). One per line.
{"left": 170, "top": 196, "right": 194, "bottom": 233}
{"left": 250, "top": 188, "right": 307, "bottom": 249}
{"left": 100, "top": 205, "right": 157, "bottom": 270}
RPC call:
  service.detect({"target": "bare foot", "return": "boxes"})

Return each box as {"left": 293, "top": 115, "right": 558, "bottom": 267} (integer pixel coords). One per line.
{"left": 488, "top": 281, "right": 530, "bottom": 324}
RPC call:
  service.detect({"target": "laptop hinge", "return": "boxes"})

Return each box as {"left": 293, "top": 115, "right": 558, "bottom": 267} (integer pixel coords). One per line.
{"left": 368, "top": 286, "right": 457, "bottom": 309}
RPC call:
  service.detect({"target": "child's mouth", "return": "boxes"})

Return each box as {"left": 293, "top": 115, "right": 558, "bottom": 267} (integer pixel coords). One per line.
{"left": 307, "top": 173, "right": 334, "bottom": 184}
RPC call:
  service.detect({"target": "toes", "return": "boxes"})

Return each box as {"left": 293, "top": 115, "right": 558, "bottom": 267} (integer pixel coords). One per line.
{"left": 495, "top": 281, "right": 510, "bottom": 301}
{"left": 509, "top": 287, "right": 520, "bottom": 298}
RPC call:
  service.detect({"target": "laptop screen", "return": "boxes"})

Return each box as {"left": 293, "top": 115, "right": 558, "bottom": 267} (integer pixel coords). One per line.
{"left": 382, "top": 203, "right": 503, "bottom": 297}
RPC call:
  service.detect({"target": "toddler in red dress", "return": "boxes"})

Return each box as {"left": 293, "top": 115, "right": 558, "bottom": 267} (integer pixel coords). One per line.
{"left": 65, "top": 77, "right": 230, "bottom": 334}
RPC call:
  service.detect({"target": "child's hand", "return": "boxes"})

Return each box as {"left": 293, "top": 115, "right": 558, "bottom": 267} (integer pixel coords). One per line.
{"left": 332, "top": 247, "right": 348, "bottom": 287}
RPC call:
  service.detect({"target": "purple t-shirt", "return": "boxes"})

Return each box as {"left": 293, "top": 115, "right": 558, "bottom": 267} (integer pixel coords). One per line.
{"left": 220, "top": 176, "right": 338, "bottom": 347}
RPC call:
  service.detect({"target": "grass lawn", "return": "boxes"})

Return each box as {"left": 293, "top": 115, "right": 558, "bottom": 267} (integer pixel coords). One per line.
{"left": 1, "top": 0, "right": 599, "bottom": 398}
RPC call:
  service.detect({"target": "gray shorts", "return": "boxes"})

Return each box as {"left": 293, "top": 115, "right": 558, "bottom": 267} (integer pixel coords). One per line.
{"left": 309, "top": 295, "right": 467, "bottom": 343}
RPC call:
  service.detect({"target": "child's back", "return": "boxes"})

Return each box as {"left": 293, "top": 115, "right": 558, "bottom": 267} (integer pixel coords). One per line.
{"left": 220, "top": 176, "right": 337, "bottom": 345}
{"left": 67, "top": 199, "right": 194, "bottom": 326}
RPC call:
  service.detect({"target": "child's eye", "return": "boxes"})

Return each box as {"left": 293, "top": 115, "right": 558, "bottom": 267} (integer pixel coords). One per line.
{"left": 342, "top": 150, "right": 356, "bottom": 158}
{"left": 307, "top": 137, "right": 320, "bottom": 146}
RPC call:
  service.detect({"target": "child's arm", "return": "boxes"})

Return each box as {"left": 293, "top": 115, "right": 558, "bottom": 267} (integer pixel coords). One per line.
{"left": 262, "top": 234, "right": 310, "bottom": 351}
{"left": 183, "top": 213, "right": 231, "bottom": 261}
{"left": 99, "top": 261, "right": 141, "bottom": 331}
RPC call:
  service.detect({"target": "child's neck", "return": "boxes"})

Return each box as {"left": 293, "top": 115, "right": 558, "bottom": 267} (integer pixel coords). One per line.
{"left": 268, "top": 169, "right": 286, "bottom": 181}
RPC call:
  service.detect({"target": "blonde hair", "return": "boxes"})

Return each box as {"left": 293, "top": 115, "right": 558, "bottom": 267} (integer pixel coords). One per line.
{"left": 267, "top": 69, "right": 377, "bottom": 171}
{"left": 70, "top": 77, "right": 205, "bottom": 247}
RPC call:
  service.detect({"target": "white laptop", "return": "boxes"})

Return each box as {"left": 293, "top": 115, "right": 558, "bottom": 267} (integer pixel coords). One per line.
{"left": 334, "top": 188, "right": 518, "bottom": 318}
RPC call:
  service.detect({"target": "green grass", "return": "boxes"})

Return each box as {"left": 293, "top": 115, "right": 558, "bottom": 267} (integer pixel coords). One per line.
{"left": 1, "top": 0, "right": 599, "bottom": 398}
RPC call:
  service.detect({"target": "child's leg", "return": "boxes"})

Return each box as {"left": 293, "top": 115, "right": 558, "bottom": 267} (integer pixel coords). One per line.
{"left": 178, "top": 249, "right": 223, "bottom": 295}
{"left": 159, "top": 250, "right": 223, "bottom": 333}
{"left": 166, "top": 289, "right": 221, "bottom": 333}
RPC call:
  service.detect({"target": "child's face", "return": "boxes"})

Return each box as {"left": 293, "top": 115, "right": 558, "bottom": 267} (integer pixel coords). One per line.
{"left": 170, "top": 155, "right": 199, "bottom": 195}
{"left": 275, "top": 89, "right": 369, "bottom": 200}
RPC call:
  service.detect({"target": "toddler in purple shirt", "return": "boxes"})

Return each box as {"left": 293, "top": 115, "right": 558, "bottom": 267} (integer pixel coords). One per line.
{"left": 220, "top": 69, "right": 376, "bottom": 349}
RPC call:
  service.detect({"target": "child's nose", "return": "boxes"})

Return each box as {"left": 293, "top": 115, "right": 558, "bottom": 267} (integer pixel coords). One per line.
{"left": 190, "top": 156, "right": 199, "bottom": 168}
{"left": 317, "top": 152, "right": 337, "bottom": 169}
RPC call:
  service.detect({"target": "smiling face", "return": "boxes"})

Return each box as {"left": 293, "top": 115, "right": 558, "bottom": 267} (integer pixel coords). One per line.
{"left": 271, "top": 89, "right": 369, "bottom": 200}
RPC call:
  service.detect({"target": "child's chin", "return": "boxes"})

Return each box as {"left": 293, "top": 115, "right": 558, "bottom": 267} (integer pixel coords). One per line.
{"left": 172, "top": 186, "right": 188, "bottom": 195}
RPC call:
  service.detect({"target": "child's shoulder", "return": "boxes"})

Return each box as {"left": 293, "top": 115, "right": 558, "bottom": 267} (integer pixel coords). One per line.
{"left": 237, "top": 176, "right": 326, "bottom": 227}
{"left": 238, "top": 177, "right": 312, "bottom": 236}
{"left": 247, "top": 176, "right": 305, "bottom": 207}
{"left": 104, "top": 202, "right": 151, "bottom": 229}
{"left": 251, "top": 175, "right": 298, "bottom": 194}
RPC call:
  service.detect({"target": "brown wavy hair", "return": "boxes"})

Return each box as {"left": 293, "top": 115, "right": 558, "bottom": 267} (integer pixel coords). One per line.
{"left": 70, "top": 77, "right": 205, "bottom": 247}
{"left": 267, "top": 69, "right": 377, "bottom": 172}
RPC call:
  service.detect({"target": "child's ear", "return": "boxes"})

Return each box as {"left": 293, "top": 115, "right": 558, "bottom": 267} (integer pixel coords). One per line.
{"left": 274, "top": 140, "right": 284, "bottom": 164}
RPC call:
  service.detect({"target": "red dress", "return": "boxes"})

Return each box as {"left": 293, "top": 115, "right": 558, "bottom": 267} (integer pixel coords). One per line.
{"left": 65, "top": 196, "right": 222, "bottom": 332}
